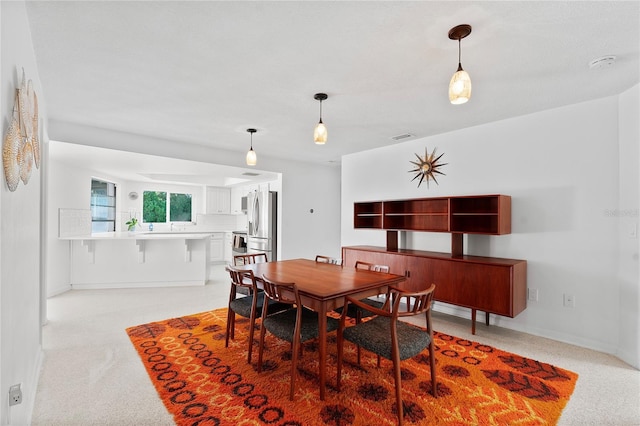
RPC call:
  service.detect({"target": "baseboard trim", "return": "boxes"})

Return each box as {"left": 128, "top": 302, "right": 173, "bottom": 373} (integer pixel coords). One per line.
{"left": 431, "top": 302, "right": 636, "bottom": 369}
{"left": 71, "top": 280, "right": 205, "bottom": 290}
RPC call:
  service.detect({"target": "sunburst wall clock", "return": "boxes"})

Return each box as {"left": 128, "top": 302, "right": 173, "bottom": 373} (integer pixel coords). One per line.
{"left": 409, "top": 147, "right": 447, "bottom": 188}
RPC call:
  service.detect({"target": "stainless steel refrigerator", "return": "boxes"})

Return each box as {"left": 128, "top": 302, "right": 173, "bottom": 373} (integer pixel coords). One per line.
{"left": 247, "top": 190, "right": 277, "bottom": 261}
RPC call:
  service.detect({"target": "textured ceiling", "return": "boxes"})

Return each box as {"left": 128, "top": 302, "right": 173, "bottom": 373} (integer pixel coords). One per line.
{"left": 26, "top": 1, "right": 640, "bottom": 174}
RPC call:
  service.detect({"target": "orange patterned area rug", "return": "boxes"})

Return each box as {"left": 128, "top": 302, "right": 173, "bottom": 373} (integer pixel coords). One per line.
{"left": 126, "top": 308, "right": 578, "bottom": 425}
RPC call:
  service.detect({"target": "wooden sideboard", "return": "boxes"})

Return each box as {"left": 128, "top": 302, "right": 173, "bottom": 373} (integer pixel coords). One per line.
{"left": 348, "top": 194, "right": 526, "bottom": 334}
{"left": 342, "top": 246, "right": 527, "bottom": 334}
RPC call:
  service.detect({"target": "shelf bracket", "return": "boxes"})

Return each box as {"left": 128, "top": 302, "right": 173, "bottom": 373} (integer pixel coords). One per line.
{"left": 135, "top": 240, "right": 145, "bottom": 263}
{"left": 184, "top": 239, "right": 192, "bottom": 262}
{"left": 80, "top": 240, "right": 95, "bottom": 264}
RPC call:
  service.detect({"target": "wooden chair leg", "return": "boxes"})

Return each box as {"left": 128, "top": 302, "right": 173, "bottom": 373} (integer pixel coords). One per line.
{"left": 225, "top": 310, "right": 235, "bottom": 347}
{"left": 336, "top": 324, "right": 344, "bottom": 391}
{"left": 290, "top": 335, "right": 301, "bottom": 400}
{"left": 257, "top": 316, "right": 267, "bottom": 372}
{"left": 356, "top": 310, "right": 362, "bottom": 364}
{"left": 287, "top": 340, "right": 303, "bottom": 357}
{"left": 392, "top": 355, "right": 403, "bottom": 426}
{"left": 429, "top": 342, "right": 437, "bottom": 397}
{"left": 247, "top": 314, "right": 256, "bottom": 364}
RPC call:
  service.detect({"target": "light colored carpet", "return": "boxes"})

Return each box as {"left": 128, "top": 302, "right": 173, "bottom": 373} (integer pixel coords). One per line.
{"left": 32, "top": 265, "right": 640, "bottom": 425}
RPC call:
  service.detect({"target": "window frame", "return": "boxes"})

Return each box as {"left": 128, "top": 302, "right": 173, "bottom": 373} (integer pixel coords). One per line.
{"left": 142, "top": 190, "right": 193, "bottom": 224}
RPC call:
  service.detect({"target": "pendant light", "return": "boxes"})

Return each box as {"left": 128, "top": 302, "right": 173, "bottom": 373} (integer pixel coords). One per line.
{"left": 313, "top": 93, "right": 328, "bottom": 144}
{"left": 246, "top": 128, "right": 257, "bottom": 166}
{"left": 448, "top": 24, "right": 472, "bottom": 105}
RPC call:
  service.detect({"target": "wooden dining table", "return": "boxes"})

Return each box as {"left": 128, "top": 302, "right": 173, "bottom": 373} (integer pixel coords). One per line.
{"left": 242, "top": 258, "right": 406, "bottom": 400}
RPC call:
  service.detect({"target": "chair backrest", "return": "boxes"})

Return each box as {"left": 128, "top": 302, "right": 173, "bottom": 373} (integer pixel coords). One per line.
{"left": 390, "top": 284, "right": 436, "bottom": 319}
{"left": 226, "top": 265, "right": 258, "bottom": 294}
{"left": 261, "top": 274, "right": 300, "bottom": 307}
{"left": 355, "top": 260, "right": 390, "bottom": 273}
{"left": 234, "top": 252, "right": 268, "bottom": 266}
{"left": 315, "top": 255, "right": 341, "bottom": 265}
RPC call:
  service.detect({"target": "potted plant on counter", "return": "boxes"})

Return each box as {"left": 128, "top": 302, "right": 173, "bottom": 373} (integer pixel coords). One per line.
{"left": 126, "top": 217, "right": 139, "bottom": 232}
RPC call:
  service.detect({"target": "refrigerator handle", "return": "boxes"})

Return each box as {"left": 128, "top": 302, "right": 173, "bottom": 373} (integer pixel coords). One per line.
{"left": 253, "top": 193, "right": 260, "bottom": 235}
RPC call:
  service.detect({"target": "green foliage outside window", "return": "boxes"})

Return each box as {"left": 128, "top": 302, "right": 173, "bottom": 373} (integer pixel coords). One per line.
{"left": 170, "top": 193, "right": 192, "bottom": 222}
{"left": 143, "top": 191, "right": 167, "bottom": 223}
{"left": 143, "top": 191, "right": 192, "bottom": 223}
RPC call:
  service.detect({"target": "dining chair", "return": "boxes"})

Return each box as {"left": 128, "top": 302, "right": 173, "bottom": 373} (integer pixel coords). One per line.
{"left": 315, "top": 255, "right": 342, "bottom": 265}
{"left": 337, "top": 284, "right": 438, "bottom": 426}
{"left": 333, "top": 260, "right": 390, "bottom": 362}
{"left": 233, "top": 253, "right": 269, "bottom": 294}
{"left": 335, "top": 261, "right": 388, "bottom": 320}
{"left": 224, "top": 265, "right": 286, "bottom": 363}
{"left": 234, "top": 252, "right": 268, "bottom": 266}
{"left": 257, "top": 274, "right": 340, "bottom": 400}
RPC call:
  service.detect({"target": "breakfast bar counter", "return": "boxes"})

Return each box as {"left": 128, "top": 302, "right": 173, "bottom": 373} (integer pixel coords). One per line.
{"left": 60, "top": 232, "right": 213, "bottom": 289}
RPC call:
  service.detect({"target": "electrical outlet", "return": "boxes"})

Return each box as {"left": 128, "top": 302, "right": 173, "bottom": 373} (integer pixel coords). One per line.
{"left": 9, "top": 384, "right": 22, "bottom": 406}
{"left": 527, "top": 288, "right": 539, "bottom": 302}
{"left": 563, "top": 293, "right": 575, "bottom": 308}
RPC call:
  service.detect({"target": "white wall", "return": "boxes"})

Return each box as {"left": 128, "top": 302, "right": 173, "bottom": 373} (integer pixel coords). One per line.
{"left": 617, "top": 85, "right": 640, "bottom": 367}
{"left": 46, "top": 160, "right": 88, "bottom": 296}
{"left": 342, "top": 90, "right": 639, "bottom": 369}
{"left": 0, "top": 2, "right": 46, "bottom": 424}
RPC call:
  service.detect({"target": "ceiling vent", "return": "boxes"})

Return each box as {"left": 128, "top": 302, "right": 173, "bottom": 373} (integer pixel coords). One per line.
{"left": 391, "top": 133, "right": 414, "bottom": 142}
{"left": 242, "top": 172, "right": 260, "bottom": 176}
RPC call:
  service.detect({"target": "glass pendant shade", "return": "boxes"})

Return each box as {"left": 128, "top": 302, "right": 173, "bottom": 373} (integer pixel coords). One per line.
{"left": 246, "top": 148, "right": 256, "bottom": 166}
{"left": 314, "top": 121, "right": 327, "bottom": 144}
{"left": 448, "top": 25, "right": 473, "bottom": 105}
{"left": 245, "top": 128, "right": 257, "bottom": 166}
{"left": 449, "top": 65, "right": 471, "bottom": 105}
{"left": 313, "top": 93, "right": 328, "bottom": 144}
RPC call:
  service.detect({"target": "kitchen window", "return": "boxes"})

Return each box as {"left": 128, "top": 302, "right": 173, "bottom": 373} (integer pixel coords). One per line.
{"left": 143, "top": 191, "right": 192, "bottom": 223}
{"left": 170, "top": 193, "right": 192, "bottom": 221}
{"left": 90, "top": 179, "right": 116, "bottom": 232}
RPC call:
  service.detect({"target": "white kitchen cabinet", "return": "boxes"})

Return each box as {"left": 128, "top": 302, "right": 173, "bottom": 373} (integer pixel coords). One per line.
{"left": 209, "top": 233, "right": 224, "bottom": 263}
{"left": 258, "top": 182, "right": 270, "bottom": 193}
{"left": 206, "top": 187, "right": 231, "bottom": 214}
{"left": 245, "top": 183, "right": 270, "bottom": 197}
{"left": 230, "top": 186, "right": 247, "bottom": 215}
{"left": 224, "top": 232, "right": 233, "bottom": 262}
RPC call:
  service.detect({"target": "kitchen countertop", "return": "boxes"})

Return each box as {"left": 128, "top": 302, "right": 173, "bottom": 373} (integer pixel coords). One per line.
{"left": 59, "top": 232, "right": 215, "bottom": 241}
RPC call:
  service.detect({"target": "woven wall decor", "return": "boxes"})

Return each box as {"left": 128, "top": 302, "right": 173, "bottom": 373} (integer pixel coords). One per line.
{"left": 3, "top": 68, "right": 40, "bottom": 192}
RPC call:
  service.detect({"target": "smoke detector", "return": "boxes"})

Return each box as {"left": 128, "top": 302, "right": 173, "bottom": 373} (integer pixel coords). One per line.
{"left": 589, "top": 56, "right": 616, "bottom": 69}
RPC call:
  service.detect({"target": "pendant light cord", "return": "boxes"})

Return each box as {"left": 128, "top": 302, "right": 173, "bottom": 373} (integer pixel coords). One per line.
{"left": 457, "top": 38, "right": 463, "bottom": 71}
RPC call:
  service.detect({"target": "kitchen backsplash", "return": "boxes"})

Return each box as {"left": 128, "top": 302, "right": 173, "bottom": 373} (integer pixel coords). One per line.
{"left": 59, "top": 208, "right": 92, "bottom": 237}
{"left": 195, "top": 214, "right": 248, "bottom": 232}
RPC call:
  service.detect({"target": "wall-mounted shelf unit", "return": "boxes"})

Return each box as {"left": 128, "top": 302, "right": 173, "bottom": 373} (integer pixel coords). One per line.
{"left": 353, "top": 201, "right": 383, "bottom": 229}
{"left": 449, "top": 195, "right": 510, "bottom": 234}
{"left": 354, "top": 194, "right": 510, "bottom": 235}
{"left": 355, "top": 194, "right": 511, "bottom": 256}
{"left": 383, "top": 198, "right": 449, "bottom": 231}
